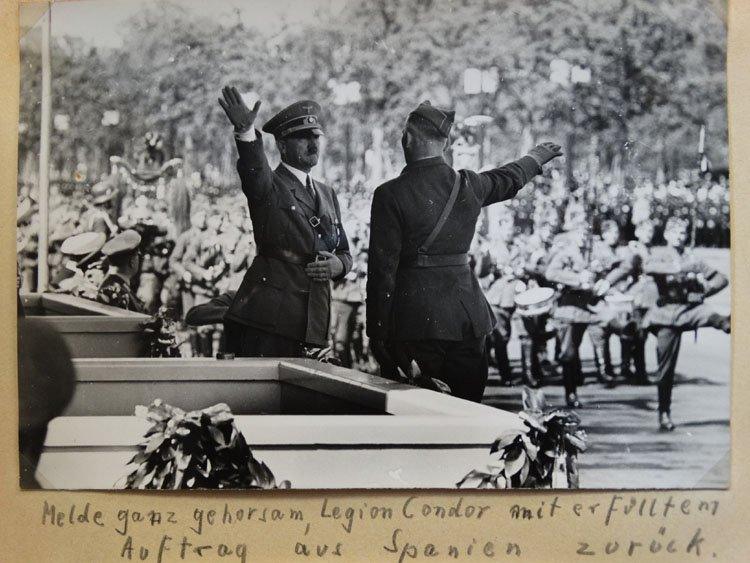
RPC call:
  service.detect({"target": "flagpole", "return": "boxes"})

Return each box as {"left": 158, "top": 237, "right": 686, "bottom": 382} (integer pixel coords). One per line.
{"left": 37, "top": 7, "right": 51, "bottom": 291}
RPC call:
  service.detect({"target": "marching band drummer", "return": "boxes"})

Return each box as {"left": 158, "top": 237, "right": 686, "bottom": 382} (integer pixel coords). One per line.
{"left": 641, "top": 217, "right": 730, "bottom": 431}
{"left": 516, "top": 212, "right": 563, "bottom": 387}
{"left": 545, "top": 221, "right": 633, "bottom": 407}
{"left": 485, "top": 214, "right": 525, "bottom": 386}
{"left": 586, "top": 220, "right": 637, "bottom": 387}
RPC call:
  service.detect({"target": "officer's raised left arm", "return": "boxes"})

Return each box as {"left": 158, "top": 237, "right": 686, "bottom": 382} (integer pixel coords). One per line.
{"left": 476, "top": 142, "right": 562, "bottom": 206}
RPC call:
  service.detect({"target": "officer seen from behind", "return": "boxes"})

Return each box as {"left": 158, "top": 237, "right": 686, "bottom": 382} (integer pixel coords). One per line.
{"left": 367, "top": 100, "right": 562, "bottom": 402}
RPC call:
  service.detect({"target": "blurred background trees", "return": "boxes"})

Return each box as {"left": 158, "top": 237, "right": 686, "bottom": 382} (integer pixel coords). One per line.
{"left": 18, "top": 0, "right": 727, "bottom": 191}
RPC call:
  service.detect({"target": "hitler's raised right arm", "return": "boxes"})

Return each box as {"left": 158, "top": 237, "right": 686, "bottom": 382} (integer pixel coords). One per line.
{"left": 218, "top": 86, "right": 272, "bottom": 203}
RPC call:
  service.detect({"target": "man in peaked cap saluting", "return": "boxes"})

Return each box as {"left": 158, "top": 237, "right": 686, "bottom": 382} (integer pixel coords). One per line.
{"left": 56, "top": 231, "right": 106, "bottom": 299}
{"left": 96, "top": 229, "right": 145, "bottom": 313}
{"left": 367, "top": 101, "right": 562, "bottom": 402}
{"left": 218, "top": 86, "right": 352, "bottom": 357}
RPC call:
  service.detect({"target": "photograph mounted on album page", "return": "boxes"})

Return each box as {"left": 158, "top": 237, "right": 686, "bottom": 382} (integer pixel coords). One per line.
{"left": 16, "top": 0, "right": 730, "bottom": 491}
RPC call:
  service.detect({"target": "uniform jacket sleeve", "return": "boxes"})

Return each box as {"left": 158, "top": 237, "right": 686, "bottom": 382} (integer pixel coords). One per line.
{"left": 471, "top": 155, "right": 542, "bottom": 206}
{"left": 235, "top": 130, "right": 274, "bottom": 204}
{"left": 366, "top": 186, "right": 402, "bottom": 340}
{"left": 603, "top": 247, "right": 636, "bottom": 286}
{"left": 185, "top": 291, "right": 236, "bottom": 326}
{"left": 697, "top": 258, "right": 728, "bottom": 297}
{"left": 331, "top": 189, "right": 353, "bottom": 281}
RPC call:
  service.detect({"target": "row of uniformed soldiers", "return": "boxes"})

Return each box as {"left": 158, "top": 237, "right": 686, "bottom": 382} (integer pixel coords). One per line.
{"left": 478, "top": 211, "right": 729, "bottom": 430}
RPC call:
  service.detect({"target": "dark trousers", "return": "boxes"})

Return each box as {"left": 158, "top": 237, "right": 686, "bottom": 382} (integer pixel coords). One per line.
{"left": 225, "top": 321, "right": 306, "bottom": 358}
{"left": 395, "top": 336, "right": 489, "bottom": 403}
{"left": 330, "top": 300, "right": 361, "bottom": 368}
{"left": 557, "top": 323, "right": 588, "bottom": 396}
{"left": 491, "top": 307, "right": 514, "bottom": 382}
{"left": 652, "top": 307, "right": 730, "bottom": 414}
{"left": 519, "top": 313, "right": 551, "bottom": 382}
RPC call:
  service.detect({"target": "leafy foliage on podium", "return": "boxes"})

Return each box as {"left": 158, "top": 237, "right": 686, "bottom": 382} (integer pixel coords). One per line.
{"left": 122, "top": 400, "right": 290, "bottom": 490}
{"left": 457, "top": 388, "right": 587, "bottom": 489}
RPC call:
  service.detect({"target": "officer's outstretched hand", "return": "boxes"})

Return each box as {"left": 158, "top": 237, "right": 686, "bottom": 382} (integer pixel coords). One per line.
{"left": 305, "top": 251, "right": 344, "bottom": 282}
{"left": 218, "top": 86, "right": 261, "bottom": 133}
{"left": 528, "top": 142, "right": 563, "bottom": 166}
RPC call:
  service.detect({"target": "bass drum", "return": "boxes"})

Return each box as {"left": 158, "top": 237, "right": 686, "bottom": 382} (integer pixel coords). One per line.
{"left": 514, "top": 287, "right": 556, "bottom": 318}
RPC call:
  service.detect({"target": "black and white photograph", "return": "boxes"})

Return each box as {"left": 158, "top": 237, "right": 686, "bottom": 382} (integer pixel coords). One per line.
{"left": 16, "top": 0, "right": 730, "bottom": 490}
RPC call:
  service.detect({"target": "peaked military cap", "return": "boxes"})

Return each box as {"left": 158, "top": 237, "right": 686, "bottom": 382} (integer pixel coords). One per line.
{"left": 60, "top": 231, "right": 106, "bottom": 257}
{"left": 408, "top": 100, "right": 455, "bottom": 138}
{"left": 262, "top": 100, "right": 324, "bottom": 138}
{"left": 101, "top": 229, "right": 141, "bottom": 257}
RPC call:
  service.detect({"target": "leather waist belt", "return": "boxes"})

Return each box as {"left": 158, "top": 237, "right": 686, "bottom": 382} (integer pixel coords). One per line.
{"left": 402, "top": 253, "right": 470, "bottom": 268}
{"left": 258, "top": 250, "right": 312, "bottom": 266}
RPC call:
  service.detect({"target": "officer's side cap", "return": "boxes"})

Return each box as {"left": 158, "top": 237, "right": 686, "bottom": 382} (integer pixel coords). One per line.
{"left": 101, "top": 229, "right": 141, "bottom": 257}
{"left": 262, "top": 100, "right": 324, "bottom": 139}
{"left": 408, "top": 100, "right": 455, "bottom": 138}
{"left": 60, "top": 231, "right": 106, "bottom": 256}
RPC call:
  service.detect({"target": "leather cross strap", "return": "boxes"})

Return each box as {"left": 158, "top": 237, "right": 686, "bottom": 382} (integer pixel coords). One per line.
{"left": 418, "top": 170, "right": 463, "bottom": 254}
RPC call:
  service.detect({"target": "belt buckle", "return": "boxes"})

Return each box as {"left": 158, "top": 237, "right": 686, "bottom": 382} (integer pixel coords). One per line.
{"left": 309, "top": 216, "right": 321, "bottom": 228}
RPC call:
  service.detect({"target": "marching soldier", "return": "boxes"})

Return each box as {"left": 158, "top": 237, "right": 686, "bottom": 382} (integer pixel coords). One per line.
{"left": 485, "top": 215, "right": 524, "bottom": 385}
{"left": 545, "top": 222, "right": 632, "bottom": 407}
{"left": 515, "top": 215, "right": 561, "bottom": 387}
{"left": 641, "top": 217, "right": 730, "bottom": 431}
{"left": 96, "top": 229, "right": 146, "bottom": 313}
{"left": 621, "top": 218, "right": 659, "bottom": 383}
{"left": 218, "top": 86, "right": 352, "bottom": 357}
{"left": 367, "top": 100, "right": 562, "bottom": 402}
{"left": 586, "top": 219, "right": 636, "bottom": 386}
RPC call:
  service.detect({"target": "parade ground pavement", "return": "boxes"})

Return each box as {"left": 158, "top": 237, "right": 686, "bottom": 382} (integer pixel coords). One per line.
{"left": 482, "top": 248, "right": 731, "bottom": 489}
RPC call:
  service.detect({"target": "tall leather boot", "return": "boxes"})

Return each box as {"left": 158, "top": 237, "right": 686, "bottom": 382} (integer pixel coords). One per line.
{"left": 619, "top": 337, "right": 635, "bottom": 382}
{"left": 562, "top": 362, "right": 581, "bottom": 408}
{"left": 520, "top": 339, "right": 540, "bottom": 388}
{"left": 593, "top": 342, "right": 616, "bottom": 386}
{"left": 633, "top": 336, "right": 649, "bottom": 384}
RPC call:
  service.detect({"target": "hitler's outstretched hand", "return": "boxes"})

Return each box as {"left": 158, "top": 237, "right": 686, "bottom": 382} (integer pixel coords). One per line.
{"left": 528, "top": 142, "right": 563, "bottom": 166}
{"left": 218, "top": 86, "right": 261, "bottom": 133}
{"left": 305, "top": 251, "right": 344, "bottom": 282}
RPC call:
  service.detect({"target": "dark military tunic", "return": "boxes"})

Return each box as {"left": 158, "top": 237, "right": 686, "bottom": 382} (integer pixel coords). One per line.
{"left": 366, "top": 155, "right": 541, "bottom": 402}
{"left": 225, "top": 134, "right": 352, "bottom": 347}
{"left": 641, "top": 246, "right": 729, "bottom": 330}
{"left": 366, "top": 155, "right": 541, "bottom": 342}
{"left": 96, "top": 273, "right": 145, "bottom": 313}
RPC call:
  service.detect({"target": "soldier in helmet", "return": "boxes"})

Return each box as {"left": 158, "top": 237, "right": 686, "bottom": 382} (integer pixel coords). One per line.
{"left": 545, "top": 221, "right": 632, "bottom": 407}
{"left": 621, "top": 218, "right": 659, "bottom": 383}
{"left": 485, "top": 214, "right": 525, "bottom": 385}
{"left": 96, "top": 229, "right": 145, "bottom": 313}
{"left": 515, "top": 212, "right": 561, "bottom": 387}
{"left": 641, "top": 216, "right": 729, "bottom": 431}
{"left": 586, "top": 219, "right": 637, "bottom": 387}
